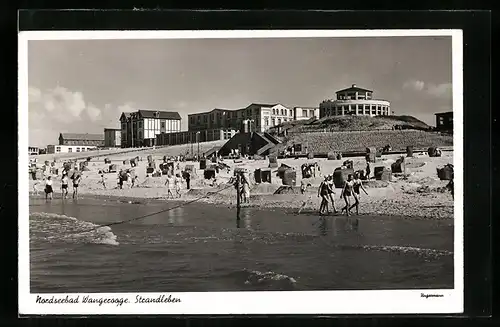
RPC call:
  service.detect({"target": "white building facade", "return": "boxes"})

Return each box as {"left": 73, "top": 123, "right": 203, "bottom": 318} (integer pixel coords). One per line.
{"left": 319, "top": 84, "right": 391, "bottom": 118}
{"left": 293, "top": 107, "right": 320, "bottom": 121}
{"left": 120, "top": 110, "right": 182, "bottom": 147}
{"left": 47, "top": 144, "right": 98, "bottom": 154}
{"left": 188, "top": 103, "right": 295, "bottom": 133}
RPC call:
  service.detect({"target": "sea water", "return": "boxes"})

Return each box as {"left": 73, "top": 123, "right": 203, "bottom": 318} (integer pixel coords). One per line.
{"left": 28, "top": 196, "right": 454, "bottom": 293}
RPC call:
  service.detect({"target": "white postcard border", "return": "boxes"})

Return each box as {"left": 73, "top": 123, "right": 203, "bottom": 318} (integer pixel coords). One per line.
{"left": 18, "top": 29, "right": 463, "bottom": 315}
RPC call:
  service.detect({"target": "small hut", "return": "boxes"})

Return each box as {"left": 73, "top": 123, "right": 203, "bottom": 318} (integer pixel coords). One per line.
{"left": 109, "top": 164, "right": 117, "bottom": 173}
{"left": 366, "top": 147, "right": 377, "bottom": 163}
{"left": 406, "top": 146, "right": 414, "bottom": 157}
{"left": 277, "top": 164, "right": 292, "bottom": 179}
{"left": 282, "top": 169, "right": 297, "bottom": 186}
{"left": 199, "top": 158, "right": 207, "bottom": 170}
{"left": 375, "top": 166, "right": 392, "bottom": 181}
{"left": 268, "top": 155, "right": 278, "bottom": 168}
{"left": 333, "top": 167, "right": 354, "bottom": 188}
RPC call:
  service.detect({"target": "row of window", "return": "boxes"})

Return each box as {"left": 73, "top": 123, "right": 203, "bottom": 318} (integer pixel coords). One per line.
{"left": 55, "top": 147, "right": 95, "bottom": 153}
{"left": 321, "top": 104, "right": 390, "bottom": 116}
{"left": 264, "top": 117, "right": 291, "bottom": 126}
{"left": 64, "top": 140, "right": 102, "bottom": 145}
{"left": 301, "top": 109, "right": 317, "bottom": 117}
{"left": 336, "top": 92, "right": 373, "bottom": 100}
{"left": 189, "top": 107, "right": 297, "bottom": 125}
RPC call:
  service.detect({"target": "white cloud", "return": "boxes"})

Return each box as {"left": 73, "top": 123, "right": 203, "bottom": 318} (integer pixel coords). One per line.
{"left": 28, "top": 86, "right": 42, "bottom": 103}
{"left": 86, "top": 103, "right": 102, "bottom": 121}
{"left": 426, "top": 83, "right": 452, "bottom": 98}
{"left": 403, "top": 80, "right": 452, "bottom": 99}
{"left": 403, "top": 80, "right": 425, "bottom": 92}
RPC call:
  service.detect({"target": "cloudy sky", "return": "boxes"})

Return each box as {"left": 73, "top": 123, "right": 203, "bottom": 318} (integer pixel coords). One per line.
{"left": 27, "top": 36, "right": 452, "bottom": 147}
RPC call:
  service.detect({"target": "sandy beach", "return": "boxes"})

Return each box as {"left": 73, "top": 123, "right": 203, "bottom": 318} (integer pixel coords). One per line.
{"left": 29, "top": 144, "right": 454, "bottom": 220}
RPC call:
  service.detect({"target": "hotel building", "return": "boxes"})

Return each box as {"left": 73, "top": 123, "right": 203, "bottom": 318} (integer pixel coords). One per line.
{"left": 119, "top": 110, "right": 182, "bottom": 147}
{"left": 188, "top": 103, "right": 294, "bottom": 133}
{"left": 293, "top": 107, "right": 320, "bottom": 121}
{"left": 319, "top": 84, "right": 391, "bottom": 118}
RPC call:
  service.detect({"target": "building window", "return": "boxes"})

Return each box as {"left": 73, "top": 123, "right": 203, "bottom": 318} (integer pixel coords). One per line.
{"left": 68, "top": 148, "right": 73, "bottom": 153}
{"left": 56, "top": 147, "right": 61, "bottom": 152}
{"left": 76, "top": 147, "right": 80, "bottom": 152}
{"left": 439, "top": 117, "right": 444, "bottom": 125}
{"left": 271, "top": 118, "right": 276, "bottom": 126}
{"left": 139, "top": 131, "right": 143, "bottom": 139}
{"left": 302, "top": 109, "right": 308, "bottom": 117}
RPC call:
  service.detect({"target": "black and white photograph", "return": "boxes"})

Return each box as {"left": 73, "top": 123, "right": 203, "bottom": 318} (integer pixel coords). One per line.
{"left": 19, "top": 29, "right": 463, "bottom": 315}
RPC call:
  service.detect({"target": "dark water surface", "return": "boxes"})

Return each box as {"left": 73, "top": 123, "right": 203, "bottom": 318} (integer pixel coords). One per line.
{"left": 29, "top": 196, "right": 454, "bottom": 293}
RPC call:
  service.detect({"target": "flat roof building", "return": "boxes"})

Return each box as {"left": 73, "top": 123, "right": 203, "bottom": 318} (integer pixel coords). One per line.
{"left": 319, "top": 84, "right": 391, "bottom": 118}
{"left": 435, "top": 111, "right": 453, "bottom": 132}
{"left": 104, "top": 128, "right": 121, "bottom": 148}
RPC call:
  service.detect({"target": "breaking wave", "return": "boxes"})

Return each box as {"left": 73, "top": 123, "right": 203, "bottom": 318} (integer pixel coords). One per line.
{"left": 227, "top": 269, "right": 298, "bottom": 290}
{"left": 338, "top": 244, "right": 453, "bottom": 258}
{"left": 29, "top": 212, "right": 119, "bottom": 246}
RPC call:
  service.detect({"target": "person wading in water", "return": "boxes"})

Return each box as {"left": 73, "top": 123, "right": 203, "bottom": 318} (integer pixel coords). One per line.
{"left": 349, "top": 172, "right": 368, "bottom": 215}
{"left": 174, "top": 173, "right": 182, "bottom": 198}
{"left": 44, "top": 176, "right": 53, "bottom": 201}
{"left": 326, "top": 174, "right": 338, "bottom": 214}
{"left": 165, "top": 174, "right": 175, "bottom": 199}
{"left": 340, "top": 174, "right": 355, "bottom": 216}
{"left": 72, "top": 169, "right": 82, "bottom": 199}
{"left": 61, "top": 173, "right": 69, "bottom": 199}
{"left": 317, "top": 176, "right": 331, "bottom": 215}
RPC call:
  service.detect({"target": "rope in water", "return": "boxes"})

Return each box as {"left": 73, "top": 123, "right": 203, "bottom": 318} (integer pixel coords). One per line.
{"left": 30, "top": 183, "right": 235, "bottom": 236}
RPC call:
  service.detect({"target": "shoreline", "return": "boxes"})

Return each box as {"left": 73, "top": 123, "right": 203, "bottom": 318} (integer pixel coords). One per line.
{"left": 29, "top": 150, "right": 455, "bottom": 221}
{"left": 29, "top": 183, "right": 454, "bottom": 221}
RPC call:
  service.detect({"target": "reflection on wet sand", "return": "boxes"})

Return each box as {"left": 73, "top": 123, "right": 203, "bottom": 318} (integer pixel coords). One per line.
{"left": 318, "top": 216, "right": 360, "bottom": 237}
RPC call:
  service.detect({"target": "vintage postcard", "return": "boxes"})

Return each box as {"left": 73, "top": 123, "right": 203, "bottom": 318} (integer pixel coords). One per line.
{"left": 19, "top": 29, "right": 463, "bottom": 315}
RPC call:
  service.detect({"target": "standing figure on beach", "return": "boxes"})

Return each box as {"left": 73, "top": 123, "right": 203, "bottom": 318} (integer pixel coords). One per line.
{"left": 365, "top": 162, "right": 371, "bottom": 180}
{"left": 340, "top": 174, "right": 355, "bottom": 216}
{"left": 99, "top": 174, "right": 107, "bottom": 190}
{"left": 126, "top": 171, "right": 132, "bottom": 188}
{"left": 300, "top": 179, "right": 307, "bottom": 194}
{"left": 117, "top": 174, "right": 123, "bottom": 189}
{"left": 241, "top": 173, "right": 250, "bottom": 203}
{"left": 326, "top": 175, "right": 338, "bottom": 214}
{"left": 185, "top": 171, "right": 191, "bottom": 190}
{"left": 349, "top": 172, "right": 368, "bottom": 215}
{"left": 446, "top": 179, "right": 454, "bottom": 199}
{"left": 164, "top": 174, "right": 175, "bottom": 199}
{"left": 61, "top": 173, "right": 69, "bottom": 199}
{"left": 44, "top": 176, "right": 53, "bottom": 200}
{"left": 174, "top": 173, "right": 182, "bottom": 198}
{"left": 72, "top": 169, "right": 82, "bottom": 199}
{"left": 33, "top": 180, "right": 40, "bottom": 196}
{"left": 317, "top": 176, "right": 331, "bottom": 215}
{"left": 131, "top": 175, "right": 139, "bottom": 188}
